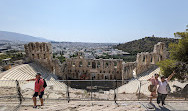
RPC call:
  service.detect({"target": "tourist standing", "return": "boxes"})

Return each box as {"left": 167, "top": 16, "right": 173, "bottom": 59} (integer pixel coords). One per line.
{"left": 148, "top": 74, "right": 159, "bottom": 103}
{"left": 157, "top": 71, "right": 175, "bottom": 106}
{"left": 27, "top": 72, "right": 45, "bottom": 108}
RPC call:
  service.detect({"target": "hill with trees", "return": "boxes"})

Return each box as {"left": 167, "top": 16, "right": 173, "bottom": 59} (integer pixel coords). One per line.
{"left": 114, "top": 37, "right": 178, "bottom": 55}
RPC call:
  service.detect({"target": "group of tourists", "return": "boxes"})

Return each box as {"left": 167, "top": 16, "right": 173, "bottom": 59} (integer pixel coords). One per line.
{"left": 26, "top": 71, "right": 175, "bottom": 108}
{"left": 148, "top": 71, "right": 175, "bottom": 106}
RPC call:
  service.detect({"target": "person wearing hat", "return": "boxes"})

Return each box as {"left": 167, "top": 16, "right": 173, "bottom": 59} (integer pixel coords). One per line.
{"left": 27, "top": 72, "right": 45, "bottom": 108}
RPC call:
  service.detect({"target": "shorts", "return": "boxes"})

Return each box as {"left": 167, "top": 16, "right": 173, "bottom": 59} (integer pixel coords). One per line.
{"left": 33, "top": 91, "right": 44, "bottom": 98}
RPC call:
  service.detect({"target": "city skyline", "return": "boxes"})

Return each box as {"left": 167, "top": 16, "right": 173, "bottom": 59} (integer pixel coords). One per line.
{"left": 0, "top": 0, "right": 188, "bottom": 43}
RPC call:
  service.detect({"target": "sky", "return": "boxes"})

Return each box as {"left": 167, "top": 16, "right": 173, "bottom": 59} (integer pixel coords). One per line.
{"left": 0, "top": 0, "right": 187, "bottom": 43}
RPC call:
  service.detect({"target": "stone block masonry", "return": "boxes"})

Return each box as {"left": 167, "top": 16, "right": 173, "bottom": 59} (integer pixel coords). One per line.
{"left": 24, "top": 42, "right": 167, "bottom": 80}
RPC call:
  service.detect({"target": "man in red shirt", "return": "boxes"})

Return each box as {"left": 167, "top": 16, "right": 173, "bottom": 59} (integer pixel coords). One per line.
{"left": 27, "top": 72, "right": 45, "bottom": 108}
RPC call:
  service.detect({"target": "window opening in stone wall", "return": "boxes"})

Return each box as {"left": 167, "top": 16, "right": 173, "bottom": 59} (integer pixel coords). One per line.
{"left": 143, "top": 56, "right": 145, "bottom": 63}
{"left": 37, "top": 54, "right": 40, "bottom": 59}
{"left": 92, "top": 62, "right": 96, "bottom": 69}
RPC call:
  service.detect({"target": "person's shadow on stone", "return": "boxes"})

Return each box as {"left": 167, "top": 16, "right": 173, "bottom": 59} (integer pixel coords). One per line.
{"left": 153, "top": 105, "right": 171, "bottom": 111}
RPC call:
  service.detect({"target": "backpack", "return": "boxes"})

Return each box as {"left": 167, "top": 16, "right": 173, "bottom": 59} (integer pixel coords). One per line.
{"left": 166, "top": 81, "right": 171, "bottom": 93}
{"left": 43, "top": 79, "right": 47, "bottom": 88}
{"left": 148, "top": 85, "right": 156, "bottom": 92}
{"left": 38, "top": 78, "right": 47, "bottom": 88}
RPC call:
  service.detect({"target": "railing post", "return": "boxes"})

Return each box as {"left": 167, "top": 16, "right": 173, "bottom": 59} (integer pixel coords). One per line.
{"left": 90, "top": 77, "right": 93, "bottom": 100}
{"left": 138, "top": 80, "right": 141, "bottom": 100}
{"left": 185, "top": 94, "right": 187, "bottom": 100}
{"left": 114, "top": 79, "right": 117, "bottom": 104}
{"left": 66, "top": 75, "right": 70, "bottom": 103}
{"left": 16, "top": 80, "right": 24, "bottom": 105}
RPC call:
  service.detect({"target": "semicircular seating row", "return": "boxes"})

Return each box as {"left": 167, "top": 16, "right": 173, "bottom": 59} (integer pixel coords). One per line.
{"left": 0, "top": 63, "right": 67, "bottom": 91}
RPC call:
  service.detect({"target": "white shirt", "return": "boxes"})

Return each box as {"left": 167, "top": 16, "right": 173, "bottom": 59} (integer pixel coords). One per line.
{"left": 157, "top": 80, "right": 168, "bottom": 94}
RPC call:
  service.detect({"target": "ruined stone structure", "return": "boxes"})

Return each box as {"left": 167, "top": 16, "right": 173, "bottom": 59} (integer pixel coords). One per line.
{"left": 24, "top": 42, "right": 53, "bottom": 70}
{"left": 65, "top": 56, "right": 122, "bottom": 80}
{"left": 24, "top": 42, "right": 167, "bottom": 81}
{"left": 136, "top": 42, "right": 167, "bottom": 75}
{"left": 122, "top": 62, "right": 136, "bottom": 80}
{"left": 24, "top": 42, "right": 63, "bottom": 77}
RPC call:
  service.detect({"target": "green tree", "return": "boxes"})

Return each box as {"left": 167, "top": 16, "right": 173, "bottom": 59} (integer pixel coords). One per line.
{"left": 157, "top": 26, "right": 188, "bottom": 80}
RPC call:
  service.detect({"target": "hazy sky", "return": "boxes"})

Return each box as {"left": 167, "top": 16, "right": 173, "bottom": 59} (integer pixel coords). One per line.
{"left": 0, "top": 0, "right": 187, "bottom": 43}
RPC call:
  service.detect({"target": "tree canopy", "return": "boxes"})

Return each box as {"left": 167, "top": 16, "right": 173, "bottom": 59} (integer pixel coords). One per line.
{"left": 157, "top": 27, "right": 188, "bottom": 80}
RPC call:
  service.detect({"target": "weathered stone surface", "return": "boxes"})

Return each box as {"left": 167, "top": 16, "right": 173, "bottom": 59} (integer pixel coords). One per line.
{"left": 24, "top": 42, "right": 167, "bottom": 80}
{"left": 24, "top": 42, "right": 63, "bottom": 77}
{"left": 136, "top": 42, "right": 167, "bottom": 75}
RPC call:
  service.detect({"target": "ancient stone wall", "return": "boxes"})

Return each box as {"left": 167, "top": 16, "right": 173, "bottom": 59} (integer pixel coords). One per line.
{"left": 122, "top": 62, "right": 136, "bottom": 80}
{"left": 136, "top": 42, "right": 167, "bottom": 75}
{"left": 24, "top": 42, "right": 63, "bottom": 77}
{"left": 65, "top": 56, "right": 123, "bottom": 80}
{"left": 24, "top": 42, "right": 167, "bottom": 80}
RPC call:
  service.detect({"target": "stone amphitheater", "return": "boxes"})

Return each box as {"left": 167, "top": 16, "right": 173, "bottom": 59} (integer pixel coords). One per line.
{"left": 0, "top": 42, "right": 187, "bottom": 111}
{"left": 0, "top": 60, "right": 187, "bottom": 111}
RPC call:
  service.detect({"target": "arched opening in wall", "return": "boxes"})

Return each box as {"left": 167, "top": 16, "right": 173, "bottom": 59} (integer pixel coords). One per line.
{"left": 37, "top": 54, "right": 40, "bottom": 59}
{"left": 92, "top": 73, "right": 95, "bottom": 80}
{"left": 43, "top": 44, "right": 45, "bottom": 51}
{"left": 87, "top": 62, "right": 90, "bottom": 67}
{"left": 114, "top": 75, "right": 116, "bottom": 80}
{"left": 160, "top": 55, "right": 163, "bottom": 61}
{"left": 31, "top": 44, "right": 34, "bottom": 50}
{"left": 104, "top": 75, "right": 108, "bottom": 80}
{"left": 105, "top": 62, "right": 109, "bottom": 68}
{"left": 97, "top": 62, "right": 100, "bottom": 68}
{"left": 44, "top": 54, "right": 46, "bottom": 59}
{"left": 97, "top": 74, "right": 100, "bottom": 79}
{"left": 79, "top": 61, "right": 82, "bottom": 67}
{"left": 32, "top": 54, "right": 34, "bottom": 59}
{"left": 40, "top": 45, "right": 42, "bottom": 52}
{"left": 150, "top": 56, "right": 153, "bottom": 63}
{"left": 47, "top": 46, "right": 49, "bottom": 52}
{"left": 158, "top": 56, "right": 160, "bottom": 61}
{"left": 114, "top": 61, "right": 117, "bottom": 66}
{"left": 143, "top": 56, "right": 145, "bottom": 63}
{"left": 114, "top": 61, "right": 117, "bottom": 68}
{"left": 110, "top": 75, "right": 112, "bottom": 79}
{"left": 92, "top": 62, "right": 96, "bottom": 69}
{"left": 72, "top": 62, "right": 75, "bottom": 67}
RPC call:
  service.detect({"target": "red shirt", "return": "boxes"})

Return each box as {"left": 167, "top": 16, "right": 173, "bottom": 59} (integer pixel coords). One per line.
{"left": 35, "top": 78, "right": 45, "bottom": 92}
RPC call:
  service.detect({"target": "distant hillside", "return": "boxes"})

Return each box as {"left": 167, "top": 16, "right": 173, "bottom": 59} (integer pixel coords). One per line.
{"left": 0, "top": 31, "right": 51, "bottom": 42}
{"left": 114, "top": 37, "right": 178, "bottom": 55}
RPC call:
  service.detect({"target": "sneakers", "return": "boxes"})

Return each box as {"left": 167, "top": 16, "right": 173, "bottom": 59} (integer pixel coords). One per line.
{"left": 162, "top": 103, "right": 166, "bottom": 106}
{"left": 33, "top": 106, "right": 37, "bottom": 108}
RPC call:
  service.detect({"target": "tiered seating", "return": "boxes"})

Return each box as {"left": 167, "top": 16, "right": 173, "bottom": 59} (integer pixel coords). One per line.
{"left": 117, "top": 67, "right": 161, "bottom": 95}
{"left": 45, "top": 75, "right": 67, "bottom": 91}
{"left": 0, "top": 63, "right": 68, "bottom": 92}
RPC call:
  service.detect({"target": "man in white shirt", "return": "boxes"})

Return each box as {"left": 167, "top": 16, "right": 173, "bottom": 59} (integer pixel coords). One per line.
{"left": 157, "top": 71, "right": 175, "bottom": 106}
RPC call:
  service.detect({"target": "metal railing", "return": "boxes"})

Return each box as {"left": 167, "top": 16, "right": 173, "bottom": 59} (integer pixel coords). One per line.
{"left": 0, "top": 79, "right": 187, "bottom": 104}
